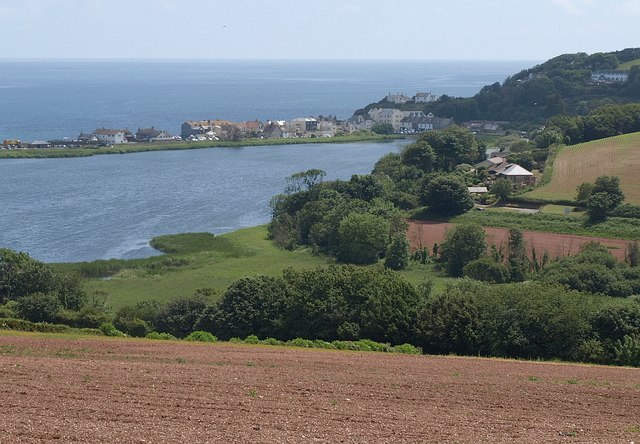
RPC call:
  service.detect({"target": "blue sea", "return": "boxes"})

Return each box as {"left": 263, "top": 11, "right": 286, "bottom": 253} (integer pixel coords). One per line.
{"left": 0, "top": 60, "right": 534, "bottom": 141}
{"left": 0, "top": 59, "right": 536, "bottom": 262}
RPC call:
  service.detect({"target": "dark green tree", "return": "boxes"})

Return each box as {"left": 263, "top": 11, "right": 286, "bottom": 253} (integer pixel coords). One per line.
{"left": 371, "top": 123, "right": 394, "bottom": 135}
{"left": 384, "top": 233, "right": 410, "bottom": 270}
{"left": 507, "top": 229, "right": 528, "bottom": 282}
{"left": 337, "top": 212, "right": 390, "bottom": 264}
{"left": 491, "top": 178, "right": 513, "bottom": 201}
{"left": 440, "top": 224, "right": 487, "bottom": 277}
{"left": 422, "top": 175, "right": 473, "bottom": 216}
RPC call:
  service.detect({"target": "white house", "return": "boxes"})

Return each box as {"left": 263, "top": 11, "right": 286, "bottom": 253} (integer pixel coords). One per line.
{"left": 591, "top": 71, "right": 629, "bottom": 83}
{"left": 385, "top": 92, "right": 411, "bottom": 104}
{"left": 367, "top": 108, "right": 405, "bottom": 131}
{"left": 91, "top": 128, "right": 129, "bottom": 144}
{"left": 413, "top": 92, "right": 438, "bottom": 103}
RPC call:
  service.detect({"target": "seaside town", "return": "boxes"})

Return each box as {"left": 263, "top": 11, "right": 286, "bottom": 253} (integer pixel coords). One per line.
{"left": 0, "top": 90, "right": 509, "bottom": 149}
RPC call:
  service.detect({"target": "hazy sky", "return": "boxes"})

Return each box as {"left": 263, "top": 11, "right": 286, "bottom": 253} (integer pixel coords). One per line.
{"left": 0, "top": 0, "right": 637, "bottom": 60}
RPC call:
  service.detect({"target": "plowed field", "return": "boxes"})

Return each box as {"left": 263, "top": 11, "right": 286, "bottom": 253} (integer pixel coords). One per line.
{"left": 408, "top": 220, "right": 632, "bottom": 260}
{"left": 1, "top": 334, "right": 639, "bottom": 443}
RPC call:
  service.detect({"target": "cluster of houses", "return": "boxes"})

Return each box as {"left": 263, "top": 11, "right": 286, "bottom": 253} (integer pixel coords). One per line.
{"left": 474, "top": 155, "right": 535, "bottom": 187}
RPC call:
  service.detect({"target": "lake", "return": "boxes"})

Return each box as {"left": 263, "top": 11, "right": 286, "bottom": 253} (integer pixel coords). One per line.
{"left": 0, "top": 140, "right": 409, "bottom": 262}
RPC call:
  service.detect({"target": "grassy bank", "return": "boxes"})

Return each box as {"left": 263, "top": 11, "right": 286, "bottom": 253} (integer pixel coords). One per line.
{"left": 0, "top": 134, "right": 405, "bottom": 159}
{"left": 54, "top": 226, "right": 446, "bottom": 311}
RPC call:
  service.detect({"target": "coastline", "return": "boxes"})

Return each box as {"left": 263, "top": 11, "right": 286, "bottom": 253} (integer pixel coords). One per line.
{"left": 0, "top": 134, "right": 405, "bottom": 159}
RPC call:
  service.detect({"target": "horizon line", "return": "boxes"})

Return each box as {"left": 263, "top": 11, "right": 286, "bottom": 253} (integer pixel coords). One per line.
{"left": 0, "top": 57, "right": 541, "bottom": 63}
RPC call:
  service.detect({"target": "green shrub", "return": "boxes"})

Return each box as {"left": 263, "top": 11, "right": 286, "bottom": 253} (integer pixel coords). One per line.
{"left": 0, "top": 301, "right": 17, "bottom": 318}
{"left": 312, "top": 339, "right": 336, "bottom": 349}
{"left": 15, "top": 292, "right": 61, "bottom": 323}
{"left": 353, "top": 339, "right": 389, "bottom": 352}
{"left": 184, "top": 331, "right": 218, "bottom": 342}
{"left": 99, "top": 322, "right": 125, "bottom": 337}
{"left": 389, "top": 343, "right": 422, "bottom": 355}
{"left": 243, "top": 334, "right": 260, "bottom": 344}
{"left": 228, "top": 337, "right": 243, "bottom": 343}
{"left": 287, "top": 338, "right": 315, "bottom": 348}
{"left": 145, "top": 331, "right": 177, "bottom": 340}
{"left": 260, "top": 337, "right": 285, "bottom": 346}
{"left": 614, "top": 335, "right": 640, "bottom": 367}
{"left": 0, "top": 317, "right": 71, "bottom": 333}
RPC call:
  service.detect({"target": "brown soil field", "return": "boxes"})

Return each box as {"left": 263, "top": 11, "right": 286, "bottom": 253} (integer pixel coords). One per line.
{"left": 524, "top": 132, "right": 640, "bottom": 204}
{"left": 1, "top": 333, "right": 639, "bottom": 443}
{"left": 407, "top": 220, "right": 632, "bottom": 261}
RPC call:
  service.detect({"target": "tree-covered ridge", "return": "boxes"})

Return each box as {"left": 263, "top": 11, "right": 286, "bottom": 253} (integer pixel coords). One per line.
{"left": 356, "top": 48, "right": 640, "bottom": 127}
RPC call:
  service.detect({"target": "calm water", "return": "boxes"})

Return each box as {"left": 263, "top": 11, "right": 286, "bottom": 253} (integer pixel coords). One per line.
{"left": 0, "top": 140, "right": 409, "bottom": 262}
{"left": 0, "top": 60, "right": 534, "bottom": 262}
{"left": 0, "top": 60, "right": 533, "bottom": 141}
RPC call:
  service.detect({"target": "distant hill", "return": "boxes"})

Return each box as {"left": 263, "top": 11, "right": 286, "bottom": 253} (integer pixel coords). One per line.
{"left": 356, "top": 48, "right": 640, "bottom": 127}
{"left": 524, "top": 132, "right": 640, "bottom": 204}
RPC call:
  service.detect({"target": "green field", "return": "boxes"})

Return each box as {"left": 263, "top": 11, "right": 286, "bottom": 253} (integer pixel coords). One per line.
{"left": 60, "top": 226, "right": 446, "bottom": 311}
{"left": 523, "top": 132, "right": 640, "bottom": 204}
{"left": 618, "top": 58, "right": 640, "bottom": 70}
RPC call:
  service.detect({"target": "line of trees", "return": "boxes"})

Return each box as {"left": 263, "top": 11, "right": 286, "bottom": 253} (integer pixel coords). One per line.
{"left": 105, "top": 264, "right": 640, "bottom": 367}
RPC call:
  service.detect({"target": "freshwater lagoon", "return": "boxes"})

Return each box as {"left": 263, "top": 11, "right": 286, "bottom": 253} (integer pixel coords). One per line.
{"left": 0, "top": 140, "right": 408, "bottom": 262}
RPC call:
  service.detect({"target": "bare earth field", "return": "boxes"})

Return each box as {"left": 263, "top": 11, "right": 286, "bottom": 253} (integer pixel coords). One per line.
{"left": 1, "top": 334, "right": 639, "bottom": 443}
{"left": 407, "top": 221, "right": 632, "bottom": 260}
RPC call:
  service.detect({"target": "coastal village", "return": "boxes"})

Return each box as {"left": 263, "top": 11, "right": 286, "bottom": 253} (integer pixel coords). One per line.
{"left": 0, "top": 89, "right": 542, "bottom": 189}
{"left": 1, "top": 90, "right": 505, "bottom": 148}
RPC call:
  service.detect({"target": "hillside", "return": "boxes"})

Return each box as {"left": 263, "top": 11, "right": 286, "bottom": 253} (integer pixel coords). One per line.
{"left": 2, "top": 333, "right": 639, "bottom": 443}
{"left": 524, "top": 132, "right": 640, "bottom": 204}
{"left": 357, "top": 48, "right": 640, "bottom": 126}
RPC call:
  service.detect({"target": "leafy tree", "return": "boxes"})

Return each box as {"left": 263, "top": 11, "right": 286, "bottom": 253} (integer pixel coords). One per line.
{"left": 400, "top": 140, "right": 436, "bottom": 173}
{"left": 626, "top": 241, "right": 639, "bottom": 267}
{"left": 491, "top": 178, "right": 513, "bottom": 201}
{"left": 153, "top": 295, "right": 209, "bottom": 338}
{"left": 284, "top": 169, "right": 326, "bottom": 195}
{"left": 417, "top": 280, "right": 483, "bottom": 355}
{"left": 422, "top": 175, "right": 473, "bottom": 216}
{"left": 337, "top": 212, "right": 390, "bottom": 264}
{"left": 507, "top": 228, "right": 528, "bottom": 282}
{"left": 592, "top": 175, "right": 624, "bottom": 208}
{"left": 420, "top": 126, "right": 482, "bottom": 171}
{"left": 0, "top": 249, "right": 57, "bottom": 302}
{"left": 15, "top": 292, "right": 61, "bottom": 323}
{"left": 371, "top": 123, "right": 394, "bottom": 135}
{"left": 384, "top": 233, "right": 410, "bottom": 270}
{"left": 440, "top": 224, "right": 487, "bottom": 277}
{"left": 463, "top": 257, "right": 510, "bottom": 283}
{"left": 213, "top": 275, "right": 292, "bottom": 340}
{"left": 576, "top": 182, "right": 595, "bottom": 205}
{"left": 586, "top": 192, "right": 614, "bottom": 222}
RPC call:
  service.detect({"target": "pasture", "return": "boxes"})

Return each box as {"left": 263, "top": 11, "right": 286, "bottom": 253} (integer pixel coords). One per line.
{"left": 524, "top": 132, "right": 640, "bottom": 204}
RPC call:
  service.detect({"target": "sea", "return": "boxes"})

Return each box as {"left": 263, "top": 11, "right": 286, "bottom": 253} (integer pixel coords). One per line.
{"left": 0, "top": 60, "right": 533, "bottom": 262}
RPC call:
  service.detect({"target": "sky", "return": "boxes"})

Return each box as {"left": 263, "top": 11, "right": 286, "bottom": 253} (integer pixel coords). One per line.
{"left": 0, "top": 0, "right": 637, "bottom": 60}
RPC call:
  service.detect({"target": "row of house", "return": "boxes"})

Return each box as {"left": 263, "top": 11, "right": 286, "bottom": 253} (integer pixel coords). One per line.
{"left": 181, "top": 116, "right": 350, "bottom": 140}
{"left": 590, "top": 70, "right": 629, "bottom": 84}
{"left": 385, "top": 91, "right": 439, "bottom": 104}
{"left": 364, "top": 108, "right": 454, "bottom": 133}
{"left": 76, "top": 127, "right": 175, "bottom": 145}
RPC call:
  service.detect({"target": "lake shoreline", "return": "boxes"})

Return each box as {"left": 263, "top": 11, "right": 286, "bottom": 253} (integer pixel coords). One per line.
{"left": 0, "top": 134, "right": 406, "bottom": 159}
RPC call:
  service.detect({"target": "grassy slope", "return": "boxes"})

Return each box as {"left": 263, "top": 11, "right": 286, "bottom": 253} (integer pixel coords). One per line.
{"left": 70, "top": 226, "right": 446, "bottom": 311}
{"left": 618, "top": 58, "right": 640, "bottom": 70}
{"left": 523, "top": 132, "right": 640, "bottom": 204}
